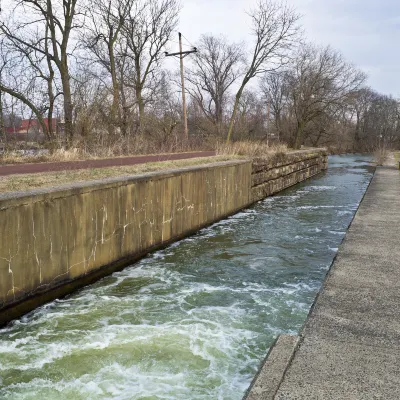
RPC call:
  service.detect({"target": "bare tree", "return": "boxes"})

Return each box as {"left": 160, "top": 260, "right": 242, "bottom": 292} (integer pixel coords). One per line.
{"left": 83, "top": 0, "right": 133, "bottom": 134}
{"left": 122, "top": 0, "right": 181, "bottom": 133}
{"left": 0, "top": 92, "right": 4, "bottom": 142}
{"left": 0, "top": 38, "right": 7, "bottom": 142}
{"left": 185, "top": 34, "right": 244, "bottom": 136}
{"left": 348, "top": 87, "right": 376, "bottom": 149}
{"left": 288, "top": 44, "right": 366, "bottom": 148}
{"left": 261, "top": 69, "right": 292, "bottom": 141}
{"left": 1, "top": 0, "right": 396, "bottom": 154}
{"left": 0, "top": 0, "right": 80, "bottom": 146}
{"left": 0, "top": 34, "right": 50, "bottom": 138}
{"left": 262, "top": 44, "right": 366, "bottom": 148}
{"left": 359, "top": 92, "right": 400, "bottom": 150}
{"left": 226, "top": 0, "right": 301, "bottom": 142}
{"left": 233, "top": 89, "right": 266, "bottom": 140}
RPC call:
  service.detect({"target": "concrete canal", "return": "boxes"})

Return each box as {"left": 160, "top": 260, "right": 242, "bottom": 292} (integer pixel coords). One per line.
{"left": 0, "top": 155, "right": 374, "bottom": 400}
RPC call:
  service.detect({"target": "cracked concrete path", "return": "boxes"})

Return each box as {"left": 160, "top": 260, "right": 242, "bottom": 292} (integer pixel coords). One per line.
{"left": 273, "top": 166, "right": 400, "bottom": 399}
{"left": 0, "top": 151, "right": 216, "bottom": 176}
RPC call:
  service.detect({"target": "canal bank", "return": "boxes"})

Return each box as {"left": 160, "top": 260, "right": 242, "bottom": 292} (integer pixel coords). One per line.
{"left": 245, "top": 165, "right": 400, "bottom": 399}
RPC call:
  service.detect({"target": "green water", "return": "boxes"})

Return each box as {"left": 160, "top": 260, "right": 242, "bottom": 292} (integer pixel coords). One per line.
{"left": 0, "top": 155, "right": 374, "bottom": 400}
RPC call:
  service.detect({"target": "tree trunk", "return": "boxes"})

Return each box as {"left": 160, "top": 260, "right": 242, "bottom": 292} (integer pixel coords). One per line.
{"left": 0, "top": 89, "right": 5, "bottom": 144}
{"left": 118, "top": 71, "right": 128, "bottom": 137}
{"left": 294, "top": 120, "right": 305, "bottom": 149}
{"left": 226, "top": 87, "right": 244, "bottom": 143}
{"left": 109, "top": 42, "right": 120, "bottom": 134}
{"left": 120, "top": 86, "right": 128, "bottom": 137}
{"left": 0, "top": 84, "right": 49, "bottom": 138}
{"left": 44, "top": 23, "right": 56, "bottom": 145}
{"left": 47, "top": 106, "right": 55, "bottom": 148}
{"left": 136, "top": 86, "right": 145, "bottom": 135}
{"left": 215, "top": 99, "right": 223, "bottom": 136}
{"left": 354, "top": 110, "right": 361, "bottom": 151}
{"left": 46, "top": 72, "right": 56, "bottom": 145}
{"left": 60, "top": 62, "right": 73, "bottom": 148}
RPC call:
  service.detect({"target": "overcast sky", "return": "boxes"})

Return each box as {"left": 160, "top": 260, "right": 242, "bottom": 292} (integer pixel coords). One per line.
{"left": 171, "top": 0, "right": 400, "bottom": 97}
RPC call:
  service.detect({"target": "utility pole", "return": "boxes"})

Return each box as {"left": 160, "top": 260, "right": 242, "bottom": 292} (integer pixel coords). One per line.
{"left": 165, "top": 32, "right": 197, "bottom": 140}
{"left": 266, "top": 94, "right": 270, "bottom": 146}
{"left": 0, "top": 88, "right": 4, "bottom": 142}
{"left": 178, "top": 33, "right": 188, "bottom": 140}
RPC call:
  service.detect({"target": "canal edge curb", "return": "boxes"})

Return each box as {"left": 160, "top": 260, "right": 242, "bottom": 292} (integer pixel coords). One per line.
{"left": 242, "top": 334, "right": 300, "bottom": 400}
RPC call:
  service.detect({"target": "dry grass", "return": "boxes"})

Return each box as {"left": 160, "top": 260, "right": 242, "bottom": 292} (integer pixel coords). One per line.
{"left": 0, "top": 135, "right": 216, "bottom": 165}
{"left": 374, "top": 148, "right": 388, "bottom": 166}
{"left": 216, "top": 141, "right": 288, "bottom": 158}
{"left": 381, "top": 151, "right": 400, "bottom": 168}
{"left": 0, "top": 148, "right": 85, "bottom": 164}
{"left": 394, "top": 151, "right": 400, "bottom": 166}
{"left": 0, "top": 155, "right": 238, "bottom": 193}
{"left": 0, "top": 147, "right": 209, "bottom": 165}
{"left": 1, "top": 138, "right": 290, "bottom": 165}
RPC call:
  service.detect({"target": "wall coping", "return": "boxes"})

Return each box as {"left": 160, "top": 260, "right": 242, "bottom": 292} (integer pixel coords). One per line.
{"left": 0, "top": 160, "right": 252, "bottom": 209}
{"left": 252, "top": 148, "right": 327, "bottom": 164}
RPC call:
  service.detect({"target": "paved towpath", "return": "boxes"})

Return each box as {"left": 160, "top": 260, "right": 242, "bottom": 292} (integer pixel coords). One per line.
{"left": 0, "top": 151, "right": 216, "bottom": 176}
{"left": 273, "top": 166, "right": 400, "bottom": 399}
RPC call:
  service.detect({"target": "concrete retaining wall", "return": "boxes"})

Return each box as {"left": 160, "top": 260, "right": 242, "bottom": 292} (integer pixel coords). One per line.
{"left": 0, "top": 150, "right": 327, "bottom": 325}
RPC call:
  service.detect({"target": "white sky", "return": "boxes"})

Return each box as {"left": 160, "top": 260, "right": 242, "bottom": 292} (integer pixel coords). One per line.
{"left": 170, "top": 0, "right": 400, "bottom": 97}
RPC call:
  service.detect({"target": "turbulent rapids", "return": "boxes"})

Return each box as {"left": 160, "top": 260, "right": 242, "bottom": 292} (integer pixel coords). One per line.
{"left": 0, "top": 155, "right": 374, "bottom": 400}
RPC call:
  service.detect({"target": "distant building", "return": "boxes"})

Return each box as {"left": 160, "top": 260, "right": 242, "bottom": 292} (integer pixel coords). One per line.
{"left": 5, "top": 118, "right": 59, "bottom": 141}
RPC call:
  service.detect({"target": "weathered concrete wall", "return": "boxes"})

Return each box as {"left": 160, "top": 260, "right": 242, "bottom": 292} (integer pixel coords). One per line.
{"left": 0, "top": 161, "right": 251, "bottom": 324}
{"left": 0, "top": 150, "right": 327, "bottom": 325}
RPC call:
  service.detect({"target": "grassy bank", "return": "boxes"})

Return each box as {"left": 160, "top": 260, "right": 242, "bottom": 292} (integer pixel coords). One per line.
{"left": 0, "top": 156, "right": 240, "bottom": 193}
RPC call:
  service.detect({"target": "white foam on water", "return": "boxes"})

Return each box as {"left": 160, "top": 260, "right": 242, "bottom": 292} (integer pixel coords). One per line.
{"left": 0, "top": 328, "right": 120, "bottom": 371}
{"left": 337, "top": 210, "right": 353, "bottom": 216}
{"left": 1, "top": 311, "right": 257, "bottom": 398}
{"left": 297, "top": 205, "right": 347, "bottom": 210}
{"left": 151, "top": 251, "right": 166, "bottom": 260}
{"left": 305, "top": 186, "right": 337, "bottom": 191}
{"left": 297, "top": 186, "right": 336, "bottom": 194}
{"left": 329, "top": 231, "right": 346, "bottom": 236}
{"left": 228, "top": 209, "right": 258, "bottom": 219}
{"left": 0, "top": 369, "right": 192, "bottom": 400}
{"left": 261, "top": 195, "right": 300, "bottom": 207}
{"left": 282, "top": 282, "right": 317, "bottom": 292}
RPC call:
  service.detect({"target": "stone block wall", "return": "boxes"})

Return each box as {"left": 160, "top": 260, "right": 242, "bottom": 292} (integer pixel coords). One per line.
{"left": 251, "top": 150, "right": 328, "bottom": 202}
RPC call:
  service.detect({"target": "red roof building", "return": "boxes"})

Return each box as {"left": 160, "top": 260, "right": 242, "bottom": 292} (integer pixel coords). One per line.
{"left": 5, "top": 118, "right": 58, "bottom": 135}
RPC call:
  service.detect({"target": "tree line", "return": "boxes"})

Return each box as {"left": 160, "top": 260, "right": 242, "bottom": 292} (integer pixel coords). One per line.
{"left": 0, "top": 0, "right": 398, "bottom": 151}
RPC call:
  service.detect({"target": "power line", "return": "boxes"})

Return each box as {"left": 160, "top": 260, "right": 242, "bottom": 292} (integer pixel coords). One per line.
{"left": 168, "top": 39, "right": 192, "bottom": 48}
{"left": 171, "top": 30, "right": 196, "bottom": 48}
{"left": 181, "top": 33, "right": 196, "bottom": 49}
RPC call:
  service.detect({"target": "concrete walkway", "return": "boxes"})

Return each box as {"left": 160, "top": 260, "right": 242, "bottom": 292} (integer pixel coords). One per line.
{"left": 246, "top": 166, "right": 400, "bottom": 399}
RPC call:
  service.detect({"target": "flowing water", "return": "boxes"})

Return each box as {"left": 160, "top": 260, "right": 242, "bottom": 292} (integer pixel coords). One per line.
{"left": 0, "top": 155, "right": 374, "bottom": 400}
